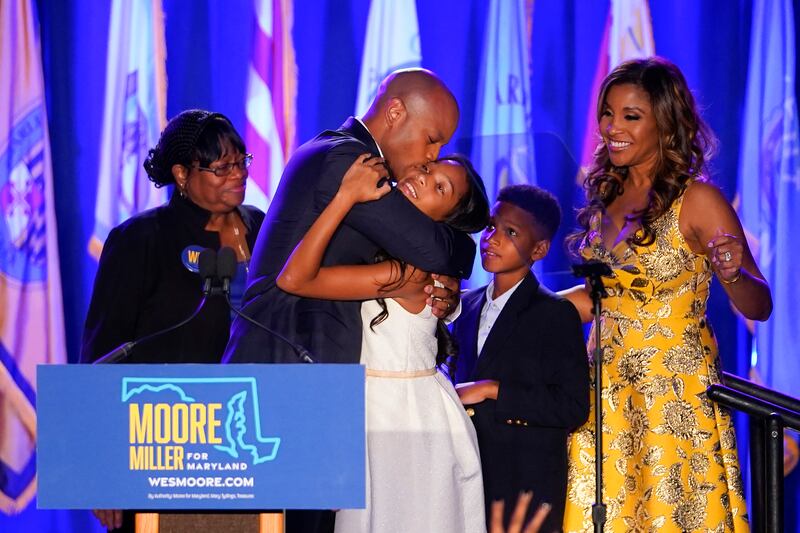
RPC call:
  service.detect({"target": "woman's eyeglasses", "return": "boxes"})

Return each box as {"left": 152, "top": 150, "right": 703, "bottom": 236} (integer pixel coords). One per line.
{"left": 193, "top": 153, "right": 254, "bottom": 177}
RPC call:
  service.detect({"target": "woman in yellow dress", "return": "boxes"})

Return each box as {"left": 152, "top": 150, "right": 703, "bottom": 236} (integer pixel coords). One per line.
{"left": 561, "top": 57, "right": 773, "bottom": 532}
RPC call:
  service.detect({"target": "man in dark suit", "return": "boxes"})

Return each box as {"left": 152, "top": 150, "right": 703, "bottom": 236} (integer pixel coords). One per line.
{"left": 452, "top": 185, "right": 589, "bottom": 533}
{"left": 223, "top": 69, "right": 474, "bottom": 533}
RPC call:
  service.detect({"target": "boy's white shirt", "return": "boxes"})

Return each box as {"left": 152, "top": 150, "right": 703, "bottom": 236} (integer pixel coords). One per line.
{"left": 476, "top": 277, "right": 525, "bottom": 356}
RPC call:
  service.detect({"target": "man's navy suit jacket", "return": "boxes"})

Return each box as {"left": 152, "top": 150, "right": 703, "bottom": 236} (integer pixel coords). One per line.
{"left": 452, "top": 273, "right": 590, "bottom": 531}
{"left": 224, "top": 118, "right": 475, "bottom": 364}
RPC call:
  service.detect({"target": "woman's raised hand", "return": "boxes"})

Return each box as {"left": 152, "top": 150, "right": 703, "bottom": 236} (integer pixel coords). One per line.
{"left": 707, "top": 229, "right": 744, "bottom": 283}
{"left": 339, "top": 153, "right": 391, "bottom": 204}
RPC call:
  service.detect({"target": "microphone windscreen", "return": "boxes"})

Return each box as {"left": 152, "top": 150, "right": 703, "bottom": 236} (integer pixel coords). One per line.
{"left": 198, "top": 248, "right": 217, "bottom": 279}
{"left": 217, "top": 246, "right": 237, "bottom": 279}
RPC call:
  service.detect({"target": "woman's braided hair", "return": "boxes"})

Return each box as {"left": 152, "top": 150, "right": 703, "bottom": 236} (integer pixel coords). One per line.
{"left": 143, "top": 109, "right": 244, "bottom": 187}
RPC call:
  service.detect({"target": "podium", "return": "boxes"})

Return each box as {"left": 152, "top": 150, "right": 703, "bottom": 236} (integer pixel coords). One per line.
{"left": 135, "top": 511, "right": 281, "bottom": 532}
{"left": 37, "top": 364, "right": 365, "bottom": 532}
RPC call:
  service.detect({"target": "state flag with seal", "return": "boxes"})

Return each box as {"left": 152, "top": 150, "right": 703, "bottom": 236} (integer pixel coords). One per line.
{"left": 0, "top": 0, "right": 67, "bottom": 515}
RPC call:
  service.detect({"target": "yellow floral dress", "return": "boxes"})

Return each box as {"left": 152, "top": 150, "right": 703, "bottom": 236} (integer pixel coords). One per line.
{"left": 563, "top": 193, "right": 748, "bottom": 532}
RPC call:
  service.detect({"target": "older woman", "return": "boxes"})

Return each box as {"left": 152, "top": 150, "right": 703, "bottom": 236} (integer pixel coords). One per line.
{"left": 81, "top": 110, "right": 264, "bottom": 532}
{"left": 81, "top": 109, "right": 263, "bottom": 366}
{"left": 562, "top": 58, "right": 771, "bottom": 532}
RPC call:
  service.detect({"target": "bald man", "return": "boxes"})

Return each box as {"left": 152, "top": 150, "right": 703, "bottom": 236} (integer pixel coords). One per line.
{"left": 222, "top": 69, "right": 475, "bottom": 533}
{"left": 224, "top": 69, "right": 474, "bottom": 365}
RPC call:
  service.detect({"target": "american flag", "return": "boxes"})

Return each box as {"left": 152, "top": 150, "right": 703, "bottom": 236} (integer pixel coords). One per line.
{"left": 577, "top": 0, "right": 655, "bottom": 180}
{"left": 243, "top": 0, "right": 298, "bottom": 212}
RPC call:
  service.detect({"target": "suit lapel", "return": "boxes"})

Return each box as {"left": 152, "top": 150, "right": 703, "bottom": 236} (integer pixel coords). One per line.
{"left": 340, "top": 117, "right": 381, "bottom": 155}
{"left": 474, "top": 273, "right": 540, "bottom": 377}
{"left": 456, "top": 288, "right": 486, "bottom": 383}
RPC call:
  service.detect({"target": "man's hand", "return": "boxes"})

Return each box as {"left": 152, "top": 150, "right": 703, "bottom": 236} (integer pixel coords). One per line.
{"left": 93, "top": 509, "right": 123, "bottom": 530}
{"left": 456, "top": 380, "right": 499, "bottom": 404}
{"left": 425, "top": 273, "right": 460, "bottom": 319}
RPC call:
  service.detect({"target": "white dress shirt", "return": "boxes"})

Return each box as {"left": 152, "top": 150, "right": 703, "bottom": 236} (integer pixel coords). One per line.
{"left": 354, "top": 116, "right": 384, "bottom": 157}
{"left": 476, "top": 278, "right": 525, "bottom": 355}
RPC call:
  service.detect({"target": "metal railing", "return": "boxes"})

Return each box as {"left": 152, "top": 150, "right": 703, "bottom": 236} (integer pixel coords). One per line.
{"left": 706, "top": 372, "right": 800, "bottom": 533}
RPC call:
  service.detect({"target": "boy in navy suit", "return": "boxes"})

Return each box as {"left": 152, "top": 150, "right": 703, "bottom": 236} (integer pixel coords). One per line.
{"left": 452, "top": 184, "right": 589, "bottom": 532}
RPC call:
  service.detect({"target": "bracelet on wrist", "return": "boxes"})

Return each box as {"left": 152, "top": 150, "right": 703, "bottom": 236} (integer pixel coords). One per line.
{"left": 720, "top": 269, "right": 742, "bottom": 285}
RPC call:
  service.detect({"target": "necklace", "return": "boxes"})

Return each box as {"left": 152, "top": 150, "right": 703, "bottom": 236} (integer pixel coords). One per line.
{"left": 232, "top": 225, "right": 251, "bottom": 274}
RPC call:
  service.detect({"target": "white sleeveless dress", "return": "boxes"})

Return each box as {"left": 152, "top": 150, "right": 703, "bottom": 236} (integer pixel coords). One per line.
{"left": 334, "top": 298, "right": 486, "bottom": 533}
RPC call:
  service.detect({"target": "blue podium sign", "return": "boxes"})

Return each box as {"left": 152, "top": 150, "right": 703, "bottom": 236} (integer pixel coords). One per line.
{"left": 37, "top": 364, "right": 365, "bottom": 510}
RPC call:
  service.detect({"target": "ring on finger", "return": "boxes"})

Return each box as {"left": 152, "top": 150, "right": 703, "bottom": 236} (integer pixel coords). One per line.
{"left": 722, "top": 251, "right": 732, "bottom": 262}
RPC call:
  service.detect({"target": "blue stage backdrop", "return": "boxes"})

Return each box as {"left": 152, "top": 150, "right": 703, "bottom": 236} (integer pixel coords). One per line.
{"left": 1, "top": 0, "right": 797, "bottom": 531}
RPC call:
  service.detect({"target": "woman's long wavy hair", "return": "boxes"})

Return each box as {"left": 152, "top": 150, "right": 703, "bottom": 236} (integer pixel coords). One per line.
{"left": 368, "top": 155, "right": 490, "bottom": 378}
{"left": 567, "top": 57, "right": 717, "bottom": 255}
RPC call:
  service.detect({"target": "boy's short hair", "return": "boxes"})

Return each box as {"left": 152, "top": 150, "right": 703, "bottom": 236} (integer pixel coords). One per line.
{"left": 496, "top": 184, "right": 562, "bottom": 240}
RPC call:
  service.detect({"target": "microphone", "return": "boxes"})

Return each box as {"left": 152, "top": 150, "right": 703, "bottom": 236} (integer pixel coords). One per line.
{"left": 571, "top": 260, "right": 613, "bottom": 300}
{"left": 216, "top": 246, "right": 315, "bottom": 364}
{"left": 571, "top": 260, "right": 612, "bottom": 279}
{"left": 93, "top": 248, "right": 218, "bottom": 364}
{"left": 217, "top": 246, "right": 237, "bottom": 295}
{"left": 198, "top": 247, "right": 218, "bottom": 295}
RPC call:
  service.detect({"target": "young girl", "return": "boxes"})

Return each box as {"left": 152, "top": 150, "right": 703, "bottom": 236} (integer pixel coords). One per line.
{"left": 277, "top": 153, "right": 490, "bottom": 533}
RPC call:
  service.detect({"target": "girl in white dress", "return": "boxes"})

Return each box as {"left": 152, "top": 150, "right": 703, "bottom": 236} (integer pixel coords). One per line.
{"left": 277, "top": 154, "right": 489, "bottom": 533}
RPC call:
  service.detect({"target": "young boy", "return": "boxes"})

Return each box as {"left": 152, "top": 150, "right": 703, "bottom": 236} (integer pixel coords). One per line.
{"left": 452, "top": 184, "right": 589, "bottom": 532}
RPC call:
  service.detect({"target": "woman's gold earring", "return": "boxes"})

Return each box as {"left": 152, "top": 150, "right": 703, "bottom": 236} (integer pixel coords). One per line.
{"left": 178, "top": 183, "right": 187, "bottom": 198}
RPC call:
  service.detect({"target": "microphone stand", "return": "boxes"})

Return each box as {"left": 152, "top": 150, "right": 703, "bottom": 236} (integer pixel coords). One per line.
{"left": 93, "top": 295, "right": 209, "bottom": 364}
{"left": 216, "top": 247, "right": 314, "bottom": 364}
{"left": 95, "top": 248, "right": 218, "bottom": 365}
{"left": 223, "top": 292, "right": 314, "bottom": 364}
{"left": 572, "top": 261, "right": 611, "bottom": 533}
